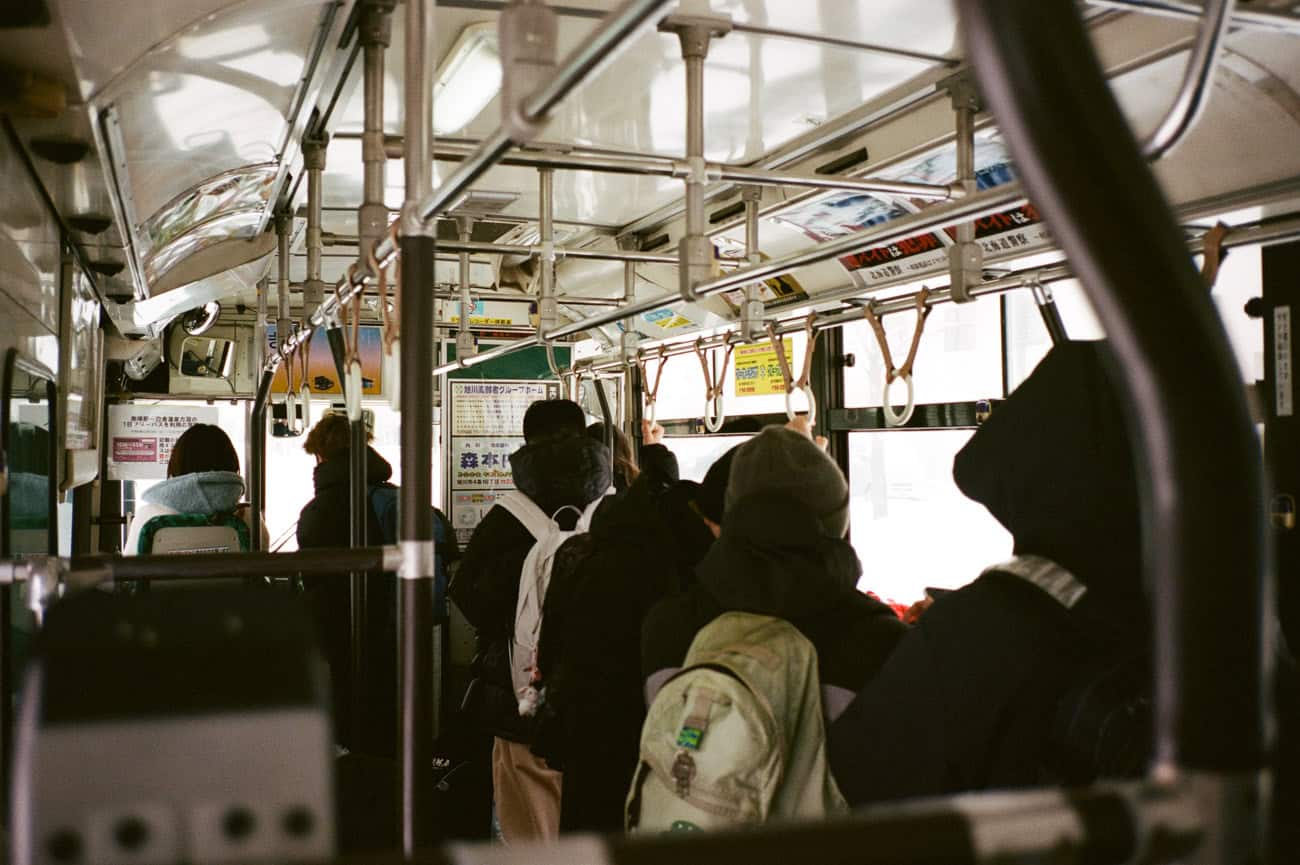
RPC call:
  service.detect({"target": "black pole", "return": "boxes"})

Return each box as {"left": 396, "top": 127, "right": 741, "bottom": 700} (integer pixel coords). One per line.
{"left": 66, "top": 546, "right": 392, "bottom": 584}
{"left": 960, "top": 0, "right": 1268, "bottom": 788}
{"left": 594, "top": 377, "right": 615, "bottom": 476}
{"left": 399, "top": 232, "right": 436, "bottom": 851}
{"left": 1262, "top": 242, "right": 1299, "bottom": 651}
{"left": 250, "top": 370, "right": 273, "bottom": 552}
{"left": 1036, "top": 295, "right": 1070, "bottom": 344}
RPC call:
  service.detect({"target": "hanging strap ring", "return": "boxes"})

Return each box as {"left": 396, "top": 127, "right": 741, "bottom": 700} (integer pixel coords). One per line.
{"left": 640, "top": 346, "right": 670, "bottom": 426}
{"left": 768, "top": 318, "right": 819, "bottom": 426}
{"left": 865, "top": 288, "right": 932, "bottom": 427}
{"left": 695, "top": 338, "right": 734, "bottom": 433}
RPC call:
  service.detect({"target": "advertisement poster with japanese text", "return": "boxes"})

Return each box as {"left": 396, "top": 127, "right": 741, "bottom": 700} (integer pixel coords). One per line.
{"left": 106, "top": 404, "right": 219, "bottom": 480}
{"left": 734, "top": 339, "right": 793, "bottom": 397}
{"left": 447, "top": 379, "right": 556, "bottom": 543}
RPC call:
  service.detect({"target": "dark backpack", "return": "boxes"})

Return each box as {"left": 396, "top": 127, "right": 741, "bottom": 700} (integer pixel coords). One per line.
{"left": 368, "top": 483, "right": 456, "bottom": 617}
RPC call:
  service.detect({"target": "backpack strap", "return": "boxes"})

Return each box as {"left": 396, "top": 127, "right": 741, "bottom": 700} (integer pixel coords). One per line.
{"left": 496, "top": 490, "right": 553, "bottom": 542}
{"left": 982, "top": 555, "right": 1087, "bottom": 609}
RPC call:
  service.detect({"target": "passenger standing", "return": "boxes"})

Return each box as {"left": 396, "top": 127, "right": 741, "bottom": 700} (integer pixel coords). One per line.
{"left": 450, "top": 399, "right": 611, "bottom": 844}
{"left": 827, "top": 341, "right": 1152, "bottom": 804}
{"left": 124, "top": 423, "right": 267, "bottom": 554}
{"left": 533, "top": 423, "right": 735, "bottom": 833}
{"left": 641, "top": 421, "right": 906, "bottom": 727}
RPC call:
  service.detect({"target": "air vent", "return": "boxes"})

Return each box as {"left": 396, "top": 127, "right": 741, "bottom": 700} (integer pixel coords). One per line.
{"left": 708, "top": 202, "right": 746, "bottom": 225}
{"left": 29, "top": 137, "right": 89, "bottom": 165}
{"left": 88, "top": 260, "right": 125, "bottom": 278}
{"left": 642, "top": 233, "right": 670, "bottom": 251}
{"left": 816, "top": 147, "right": 870, "bottom": 176}
{"left": 450, "top": 190, "right": 519, "bottom": 216}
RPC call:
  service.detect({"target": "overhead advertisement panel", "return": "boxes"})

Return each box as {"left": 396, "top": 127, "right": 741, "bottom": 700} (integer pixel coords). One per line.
{"left": 772, "top": 135, "right": 1051, "bottom": 289}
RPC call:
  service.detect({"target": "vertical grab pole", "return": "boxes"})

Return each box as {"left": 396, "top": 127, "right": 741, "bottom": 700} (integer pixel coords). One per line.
{"left": 399, "top": 0, "right": 436, "bottom": 853}
{"left": 959, "top": 3, "right": 1270, "bottom": 862}
{"left": 249, "top": 370, "right": 272, "bottom": 552}
{"left": 622, "top": 261, "right": 639, "bottom": 448}
{"left": 353, "top": 0, "right": 394, "bottom": 762}
{"left": 947, "top": 74, "right": 983, "bottom": 304}
{"left": 664, "top": 14, "right": 729, "bottom": 303}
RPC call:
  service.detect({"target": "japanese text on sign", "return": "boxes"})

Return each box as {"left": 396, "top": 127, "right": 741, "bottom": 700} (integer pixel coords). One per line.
{"left": 452, "top": 438, "right": 520, "bottom": 489}
{"left": 106, "top": 405, "right": 219, "bottom": 480}
{"left": 1276, "top": 306, "right": 1293, "bottom": 418}
{"left": 450, "top": 381, "right": 550, "bottom": 437}
{"left": 734, "top": 339, "right": 792, "bottom": 397}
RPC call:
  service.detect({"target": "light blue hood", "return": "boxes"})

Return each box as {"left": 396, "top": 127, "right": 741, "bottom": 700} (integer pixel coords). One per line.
{"left": 143, "top": 470, "right": 245, "bottom": 515}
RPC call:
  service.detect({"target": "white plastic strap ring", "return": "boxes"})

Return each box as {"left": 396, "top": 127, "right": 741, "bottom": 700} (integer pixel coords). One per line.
{"left": 882, "top": 373, "right": 916, "bottom": 427}
{"left": 345, "top": 359, "right": 364, "bottom": 423}
{"left": 286, "top": 390, "right": 300, "bottom": 436}
{"left": 785, "top": 384, "right": 817, "bottom": 427}
{"left": 299, "top": 382, "right": 312, "bottom": 432}
{"left": 703, "top": 392, "right": 725, "bottom": 433}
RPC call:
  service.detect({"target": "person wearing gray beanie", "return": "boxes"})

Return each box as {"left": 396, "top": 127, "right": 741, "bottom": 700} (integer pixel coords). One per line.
{"left": 725, "top": 426, "right": 851, "bottom": 538}
{"left": 642, "top": 421, "right": 906, "bottom": 731}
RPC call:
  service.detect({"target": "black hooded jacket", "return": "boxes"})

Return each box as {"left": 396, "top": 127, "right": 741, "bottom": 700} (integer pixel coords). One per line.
{"left": 450, "top": 433, "right": 611, "bottom": 742}
{"left": 828, "top": 341, "right": 1151, "bottom": 805}
{"left": 530, "top": 450, "right": 714, "bottom": 832}
{"left": 641, "top": 493, "right": 906, "bottom": 723}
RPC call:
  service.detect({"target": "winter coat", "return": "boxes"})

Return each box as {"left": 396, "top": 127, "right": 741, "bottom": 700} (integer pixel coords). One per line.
{"left": 450, "top": 433, "right": 612, "bottom": 743}
{"left": 531, "top": 449, "right": 714, "bottom": 832}
{"left": 828, "top": 341, "right": 1152, "bottom": 806}
{"left": 641, "top": 492, "right": 907, "bottom": 726}
{"left": 297, "top": 448, "right": 396, "bottom": 756}
{"left": 125, "top": 471, "right": 266, "bottom": 554}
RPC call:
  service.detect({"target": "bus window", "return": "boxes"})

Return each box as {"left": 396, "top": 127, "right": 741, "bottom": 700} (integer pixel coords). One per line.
{"left": 1005, "top": 280, "right": 1105, "bottom": 391}
{"left": 848, "top": 429, "right": 1011, "bottom": 608}
{"left": 663, "top": 434, "right": 752, "bottom": 482}
{"left": 265, "top": 401, "right": 443, "bottom": 551}
{"left": 843, "top": 295, "right": 1003, "bottom": 408}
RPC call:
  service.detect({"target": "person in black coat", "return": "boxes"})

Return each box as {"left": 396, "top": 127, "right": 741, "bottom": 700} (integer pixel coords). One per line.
{"left": 297, "top": 414, "right": 398, "bottom": 756}
{"left": 533, "top": 424, "right": 733, "bottom": 833}
{"left": 449, "top": 399, "right": 611, "bottom": 843}
{"left": 641, "top": 422, "right": 907, "bottom": 731}
{"left": 827, "top": 340, "right": 1154, "bottom": 805}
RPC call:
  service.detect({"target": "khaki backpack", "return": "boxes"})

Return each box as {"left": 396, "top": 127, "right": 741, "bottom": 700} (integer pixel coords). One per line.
{"left": 626, "top": 612, "right": 848, "bottom": 833}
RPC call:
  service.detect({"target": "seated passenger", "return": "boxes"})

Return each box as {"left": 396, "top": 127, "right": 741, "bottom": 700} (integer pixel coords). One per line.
{"left": 641, "top": 420, "right": 907, "bottom": 725}
{"left": 124, "top": 423, "right": 265, "bottom": 554}
{"left": 449, "top": 399, "right": 611, "bottom": 844}
{"left": 827, "top": 341, "right": 1152, "bottom": 805}
{"left": 532, "top": 421, "right": 735, "bottom": 833}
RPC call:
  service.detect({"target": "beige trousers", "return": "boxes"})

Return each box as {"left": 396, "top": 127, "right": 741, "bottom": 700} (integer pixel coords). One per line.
{"left": 492, "top": 737, "right": 562, "bottom": 844}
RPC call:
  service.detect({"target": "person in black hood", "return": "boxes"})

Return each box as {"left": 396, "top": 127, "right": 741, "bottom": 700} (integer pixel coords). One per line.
{"left": 641, "top": 420, "right": 906, "bottom": 730}
{"left": 532, "top": 423, "right": 732, "bottom": 833}
{"left": 827, "top": 340, "right": 1153, "bottom": 806}
{"left": 449, "top": 398, "right": 611, "bottom": 844}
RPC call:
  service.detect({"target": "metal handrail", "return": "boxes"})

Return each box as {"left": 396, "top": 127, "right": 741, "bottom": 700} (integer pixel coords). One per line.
{"left": 1142, "top": 0, "right": 1236, "bottom": 160}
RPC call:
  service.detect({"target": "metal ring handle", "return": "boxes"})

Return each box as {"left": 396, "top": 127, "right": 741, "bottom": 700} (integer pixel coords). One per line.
{"left": 882, "top": 373, "right": 915, "bottom": 427}
{"left": 703, "top": 392, "right": 725, "bottom": 433}
{"left": 785, "top": 384, "right": 817, "bottom": 426}
{"left": 345, "top": 359, "right": 364, "bottom": 423}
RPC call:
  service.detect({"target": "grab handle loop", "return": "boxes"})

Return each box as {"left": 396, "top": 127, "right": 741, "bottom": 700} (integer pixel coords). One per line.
{"left": 637, "top": 346, "right": 670, "bottom": 427}
{"left": 863, "top": 287, "right": 932, "bottom": 427}
{"left": 345, "top": 359, "right": 364, "bottom": 423}
{"left": 695, "top": 337, "right": 735, "bottom": 433}
{"left": 766, "top": 315, "right": 820, "bottom": 425}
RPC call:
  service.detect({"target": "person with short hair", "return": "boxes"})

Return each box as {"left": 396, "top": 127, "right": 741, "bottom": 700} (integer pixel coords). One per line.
{"left": 450, "top": 399, "right": 612, "bottom": 844}
{"left": 124, "top": 423, "right": 265, "bottom": 554}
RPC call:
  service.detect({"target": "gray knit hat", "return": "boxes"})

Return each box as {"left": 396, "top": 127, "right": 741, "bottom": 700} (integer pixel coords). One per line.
{"left": 725, "top": 426, "right": 851, "bottom": 537}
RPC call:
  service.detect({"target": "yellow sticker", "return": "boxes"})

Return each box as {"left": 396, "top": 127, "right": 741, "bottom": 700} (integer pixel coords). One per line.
{"left": 734, "top": 339, "right": 791, "bottom": 397}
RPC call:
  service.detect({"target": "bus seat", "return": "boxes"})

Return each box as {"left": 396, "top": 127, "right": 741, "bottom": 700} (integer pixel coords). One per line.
{"left": 137, "top": 513, "right": 250, "bottom": 555}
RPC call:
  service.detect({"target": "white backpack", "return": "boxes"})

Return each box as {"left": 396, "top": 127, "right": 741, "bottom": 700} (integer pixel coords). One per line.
{"left": 497, "top": 489, "right": 611, "bottom": 717}
{"left": 626, "top": 612, "right": 848, "bottom": 833}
